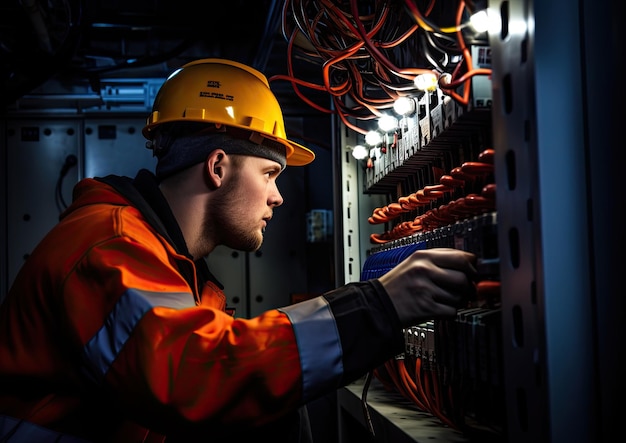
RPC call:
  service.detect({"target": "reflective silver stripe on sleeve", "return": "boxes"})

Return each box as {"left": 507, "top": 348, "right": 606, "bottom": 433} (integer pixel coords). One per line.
{"left": 278, "top": 297, "right": 343, "bottom": 402}
{"left": 82, "top": 288, "right": 195, "bottom": 383}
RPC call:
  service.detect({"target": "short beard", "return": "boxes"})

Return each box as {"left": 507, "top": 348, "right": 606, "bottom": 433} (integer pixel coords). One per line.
{"left": 202, "top": 163, "right": 263, "bottom": 252}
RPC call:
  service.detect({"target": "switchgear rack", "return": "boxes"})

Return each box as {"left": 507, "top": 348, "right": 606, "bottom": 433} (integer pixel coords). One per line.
{"left": 334, "top": 1, "right": 623, "bottom": 442}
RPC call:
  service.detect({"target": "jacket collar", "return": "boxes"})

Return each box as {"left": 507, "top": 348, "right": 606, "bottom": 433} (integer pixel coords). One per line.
{"left": 95, "top": 169, "right": 224, "bottom": 290}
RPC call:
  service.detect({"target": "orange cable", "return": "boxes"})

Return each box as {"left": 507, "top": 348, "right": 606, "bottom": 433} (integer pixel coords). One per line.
{"left": 422, "top": 361, "right": 458, "bottom": 429}
{"left": 397, "top": 358, "right": 430, "bottom": 411}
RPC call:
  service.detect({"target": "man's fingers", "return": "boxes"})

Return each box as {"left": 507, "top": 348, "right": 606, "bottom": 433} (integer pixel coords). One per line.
{"left": 432, "top": 266, "right": 476, "bottom": 291}
{"left": 432, "top": 284, "right": 474, "bottom": 308}
{"left": 420, "top": 248, "right": 478, "bottom": 281}
{"left": 380, "top": 247, "right": 479, "bottom": 328}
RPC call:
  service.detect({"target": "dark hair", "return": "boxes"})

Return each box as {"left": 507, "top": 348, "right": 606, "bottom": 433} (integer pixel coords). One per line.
{"left": 149, "top": 123, "right": 287, "bottom": 180}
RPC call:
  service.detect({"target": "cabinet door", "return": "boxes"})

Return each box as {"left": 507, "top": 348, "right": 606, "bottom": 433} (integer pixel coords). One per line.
{"left": 84, "top": 118, "right": 156, "bottom": 178}
{"left": 6, "top": 119, "right": 81, "bottom": 286}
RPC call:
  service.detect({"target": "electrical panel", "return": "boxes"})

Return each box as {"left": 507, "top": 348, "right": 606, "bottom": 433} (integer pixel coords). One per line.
{"left": 339, "top": 90, "right": 503, "bottom": 440}
{"left": 277, "top": 0, "right": 507, "bottom": 437}
{"left": 332, "top": 0, "right": 622, "bottom": 442}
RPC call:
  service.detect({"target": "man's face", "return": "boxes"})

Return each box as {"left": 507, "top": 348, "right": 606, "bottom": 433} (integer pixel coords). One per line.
{"left": 207, "top": 155, "right": 284, "bottom": 252}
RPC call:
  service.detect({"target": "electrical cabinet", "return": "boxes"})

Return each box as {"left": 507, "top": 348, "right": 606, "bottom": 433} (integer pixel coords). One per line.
{"left": 333, "top": 1, "right": 624, "bottom": 442}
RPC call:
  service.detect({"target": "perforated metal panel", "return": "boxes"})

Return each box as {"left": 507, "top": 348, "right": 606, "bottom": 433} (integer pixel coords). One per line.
{"left": 5, "top": 119, "right": 81, "bottom": 287}
{"left": 84, "top": 118, "right": 156, "bottom": 178}
{"left": 489, "top": 0, "right": 600, "bottom": 441}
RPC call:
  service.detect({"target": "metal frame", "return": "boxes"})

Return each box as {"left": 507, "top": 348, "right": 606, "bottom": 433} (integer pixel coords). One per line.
{"left": 489, "top": 0, "right": 609, "bottom": 441}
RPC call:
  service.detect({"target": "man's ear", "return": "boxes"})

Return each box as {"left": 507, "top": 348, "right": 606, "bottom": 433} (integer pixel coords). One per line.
{"left": 204, "top": 149, "right": 228, "bottom": 188}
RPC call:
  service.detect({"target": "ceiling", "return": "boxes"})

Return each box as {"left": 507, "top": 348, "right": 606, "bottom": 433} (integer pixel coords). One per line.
{"left": 0, "top": 0, "right": 326, "bottom": 115}
{"left": 1, "top": 0, "right": 486, "bottom": 126}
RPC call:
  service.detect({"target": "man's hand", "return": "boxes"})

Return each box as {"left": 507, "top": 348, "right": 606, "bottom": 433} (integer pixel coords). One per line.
{"left": 378, "top": 248, "right": 478, "bottom": 328}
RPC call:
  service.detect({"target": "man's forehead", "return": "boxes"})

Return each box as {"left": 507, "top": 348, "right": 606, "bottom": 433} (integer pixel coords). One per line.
{"left": 236, "top": 154, "right": 285, "bottom": 170}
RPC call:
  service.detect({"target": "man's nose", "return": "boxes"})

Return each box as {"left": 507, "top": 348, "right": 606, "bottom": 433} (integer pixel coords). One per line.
{"left": 270, "top": 184, "right": 283, "bottom": 207}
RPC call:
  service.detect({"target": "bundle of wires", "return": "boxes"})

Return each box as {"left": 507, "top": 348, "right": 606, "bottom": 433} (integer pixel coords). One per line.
{"left": 270, "top": 0, "right": 491, "bottom": 135}
{"left": 361, "top": 243, "right": 463, "bottom": 429}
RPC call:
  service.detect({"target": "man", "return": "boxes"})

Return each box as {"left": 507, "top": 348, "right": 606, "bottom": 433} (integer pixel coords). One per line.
{"left": 0, "top": 59, "right": 477, "bottom": 442}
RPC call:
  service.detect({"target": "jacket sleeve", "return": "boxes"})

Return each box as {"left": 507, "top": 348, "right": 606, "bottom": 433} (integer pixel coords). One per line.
{"left": 278, "top": 279, "right": 405, "bottom": 403}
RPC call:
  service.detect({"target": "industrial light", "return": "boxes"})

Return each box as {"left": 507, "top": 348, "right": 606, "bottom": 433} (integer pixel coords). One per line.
{"left": 378, "top": 115, "right": 398, "bottom": 132}
{"left": 469, "top": 10, "right": 489, "bottom": 33}
{"left": 414, "top": 72, "right": 437, "bottom": 91}
{"left": 438, "top": 73, "right": 452, "bottom": 87}
{"left": 351, "top": 144, "right": 369, "bottom": 160}
{"left": 365, "top": 130, "right": 383, "bottom": 146}
{"left": 393, "top": 96, "right": 416, "bottom": 116}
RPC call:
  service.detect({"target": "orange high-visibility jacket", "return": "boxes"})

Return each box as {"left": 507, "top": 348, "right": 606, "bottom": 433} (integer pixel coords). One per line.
{"left": 0, "top": 169, "right": 404, "bottom": 442}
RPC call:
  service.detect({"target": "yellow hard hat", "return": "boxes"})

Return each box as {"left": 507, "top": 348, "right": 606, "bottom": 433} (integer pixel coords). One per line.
{"left": 143, "top": 58, "right": 315, "bottom": 166}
